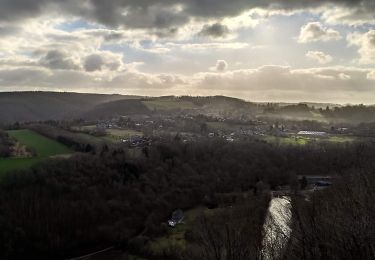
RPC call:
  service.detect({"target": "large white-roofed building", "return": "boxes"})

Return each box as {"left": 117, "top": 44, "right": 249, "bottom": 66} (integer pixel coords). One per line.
{"left": 297, "top": 131, "right": 327, "bottom": 137}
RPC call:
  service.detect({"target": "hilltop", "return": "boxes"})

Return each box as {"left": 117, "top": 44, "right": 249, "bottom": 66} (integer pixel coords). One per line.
{"left": 0, "top": 92, "right": 139, "bottom": 123}
{"left": 0, "top": 92, "right": 260, "bottom": 124}
{"left": 1, "top": 91, "right": 375, "bottom": 125}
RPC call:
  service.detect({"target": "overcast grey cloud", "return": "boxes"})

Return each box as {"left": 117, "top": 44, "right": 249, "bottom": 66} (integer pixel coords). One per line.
{"left": 0, "top": 0, "right": 375, "bottom": 103}
{"left": 0, "top": 0, "right": 374, "bottom": 29}
{"left": 84, "top": 54, "right": 105, "bottom": 72}
{"left": 84, "top": 52, "right": 123, "bottom": 72}
{"left": 199, "top": 23, "right": 230, "bottom": 38}
{"left": 211, "top": 60, "right": 229, "bottom": 72}
{"left": 39, "top": 50, "right": 80, "bottom": 70}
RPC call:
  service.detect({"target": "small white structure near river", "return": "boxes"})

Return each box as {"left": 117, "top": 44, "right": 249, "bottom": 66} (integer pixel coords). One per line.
{"left": 297, "top": 131, "right": 327, "bottom": 137}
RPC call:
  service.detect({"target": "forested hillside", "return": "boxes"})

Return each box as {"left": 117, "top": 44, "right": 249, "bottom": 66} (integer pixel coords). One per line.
{"left": 0, "top": 92, "right": 133, "bottom": 123}
{"left": 82, "top": 99, "right": 151, "bottom": 120}
{"left": 2, "top": 92, "right": 375, "bottom": 126}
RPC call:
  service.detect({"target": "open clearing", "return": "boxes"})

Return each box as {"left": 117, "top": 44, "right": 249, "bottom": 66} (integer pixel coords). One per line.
{"left": 327, "top": 135, "right": 356, "bottom": 143}
{"left": 148, "top": 207, "right": 205, "bottom": 255}
{"left": 104, "top": 128, "right": 143, "bottom": 142}
{"left": 263, "top": 134, "right": 357, "bottom": 146}
{"left": 263, "top": 135, "right": 309, "bottom": 146}
{"left": 0, "top": 129, "right": 72, "bottom": 174}
{"left": 71, "top": 125, "right": 97, "bottom": 131}
{"left": 71, "top": 126, "right": 142, "bottom": 143}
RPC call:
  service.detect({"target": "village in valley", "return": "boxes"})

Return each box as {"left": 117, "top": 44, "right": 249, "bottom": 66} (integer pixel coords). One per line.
{"left": 1, "top": 93, "right": 375, "bottom": 259}
{"left": 64, "top": 110, "right": 356, "bottom": 148}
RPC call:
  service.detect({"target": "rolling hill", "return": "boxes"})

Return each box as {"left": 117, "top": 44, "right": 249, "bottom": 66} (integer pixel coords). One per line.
{"left": 0, "top": 92, "right": 140, "bottom": 123}
{"left": 82, "top": 99, "right": 151, "bottom": 120}
{"left": 0, "top": 92, "right": 261, "bottom": 123}
{"left": 1, "top": 92, "right": 373, "bottom": 124}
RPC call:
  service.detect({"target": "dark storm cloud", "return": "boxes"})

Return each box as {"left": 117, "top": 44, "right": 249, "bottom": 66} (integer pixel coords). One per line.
{"left": 0, "top": 0, "right": 46, "bottom": 21}
{"left": 199, "top": 23, "right": 229, "bottom": 38}
{"left": 79, "top": 0, "right": 188, "bottom": 29}
{"left": 84, "top": 53, "right": 122, "bottom": 72}
{"left": 103, "top": 32, "right": 125, "bottom": 41}
{"left": 186, "top": 0, "right": 374, "bottom": 17}
{"left": 39, "top": 50, "right": 80, "bottom": 70}
{"left": 0, "top": 0, "right": 374, "bottom": 29}
{"left": 84, "top": 54, "right": 104, "bottom": 72}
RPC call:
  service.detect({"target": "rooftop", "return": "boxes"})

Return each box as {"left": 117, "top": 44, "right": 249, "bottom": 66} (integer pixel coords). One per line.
{"left": 297, "top": 131, "right": 327, "bottom": 136}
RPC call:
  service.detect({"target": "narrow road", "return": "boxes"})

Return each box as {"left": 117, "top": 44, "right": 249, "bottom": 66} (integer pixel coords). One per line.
{"left": 67, "top": 246, "right": 114, "bottom": 260}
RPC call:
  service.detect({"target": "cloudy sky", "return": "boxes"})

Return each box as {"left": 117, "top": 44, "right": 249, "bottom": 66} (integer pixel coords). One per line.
{"left": 0, "top": 0, "right": 374, "bottom": 103}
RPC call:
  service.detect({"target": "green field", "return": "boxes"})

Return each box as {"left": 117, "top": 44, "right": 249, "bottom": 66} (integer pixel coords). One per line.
{"left": 327, "top": 135, "right": 356, "bottom": 143}
{"left": 148, "top": 207, "right": 204, "bottom": 255}
{"left": 99, "top": 128, "right": 143, "bottom": 143}
{"left": 0, "top": 129, "right": 72, "bottom": 174}
{"left": 72, "top": 132, "right": 109, "bottom": 144}
{"left": 71, "top": 126, "right": 142, "bottom": 143}
{"left": 263, "top": 134, "right": 357, "bottom": 146}
{"left": 71, "top": 125, "right": 97, "bottom": 131}
{"left": 106, "top": 129, "right": 142, "bottom": 138}
{"left": 263, "top": 135, "right": 309, "bottom": 146}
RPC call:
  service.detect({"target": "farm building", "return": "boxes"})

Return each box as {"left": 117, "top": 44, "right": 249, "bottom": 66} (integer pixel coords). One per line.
{"left": 168, "top": 209, "right": 184, "bottom": 227}
{"left": 298, "top": 175, "right": 333, "bottom": 183}
{"left": 299, "top": 175, "right": 334, "bottom": 191}
{"left": 297, "top": 131, "right": 327, "bottom": 137}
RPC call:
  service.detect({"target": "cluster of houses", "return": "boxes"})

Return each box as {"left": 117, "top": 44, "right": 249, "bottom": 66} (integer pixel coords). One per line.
{"left": 206, "top": 128, "right": 331, "bottom": 143}
{"left": 80, "top": 114, "right": 354, "bottom": 147}
{"left": 96, "top": 121, "right": 118, "bottom": 129}
{"left": 121, "top": 135, "right": 151, "bottom": 148}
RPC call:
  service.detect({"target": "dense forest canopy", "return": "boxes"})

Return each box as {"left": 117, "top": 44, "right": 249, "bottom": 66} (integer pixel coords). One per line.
{"left": 1, "top": 93, "right": 375, "bottom": 259}
{"left": 0, "top": 136, "right": 374, "bottom": 259}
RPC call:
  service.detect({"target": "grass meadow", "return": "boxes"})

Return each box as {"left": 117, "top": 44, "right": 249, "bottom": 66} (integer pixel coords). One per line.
{"left": 0, "top": 129, "right": 72, "bottom": 174}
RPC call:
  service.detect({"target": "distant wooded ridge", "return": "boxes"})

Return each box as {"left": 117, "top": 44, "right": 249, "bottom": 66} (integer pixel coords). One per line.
{"left": 0, "top": 91, "right": 374, "bottom": 124}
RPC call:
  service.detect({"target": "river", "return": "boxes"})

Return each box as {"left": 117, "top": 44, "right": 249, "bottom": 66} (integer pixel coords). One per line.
{"left": 262, "top": 196, "right": 292, "bottom": 260}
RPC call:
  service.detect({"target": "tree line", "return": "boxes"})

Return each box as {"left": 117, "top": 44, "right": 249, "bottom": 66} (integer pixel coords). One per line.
{"left": 0, "top": 130, "right": 15, "bottom": 157}
{"left": 0, "top": 137, "right": 374, "bottom": 259}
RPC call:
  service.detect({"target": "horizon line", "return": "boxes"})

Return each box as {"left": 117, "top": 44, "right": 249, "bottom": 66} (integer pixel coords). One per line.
{"left": 0, "top": 90, "right": 373, "bottom": 106}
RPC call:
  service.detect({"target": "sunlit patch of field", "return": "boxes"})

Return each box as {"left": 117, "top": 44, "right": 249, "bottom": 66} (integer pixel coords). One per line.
{"left": 0, "top": 129, "right": 72, "bottom": 174}
{"left": 263, "top": 134, "right": 358, "bottom": 146}
{"left": 263, "top": 135, "right": 309, "bottom": 146}
{"left": 70, "top": 126, "right": 142, "bottom": 143}
{"left": 148, "top": 207, "right": 205, "bottom": 255}
{"left": 327, "top": 136, "right": 356, "bottom": 143}
{"left": 71, "top": 125, "right": 97, "bottom": 131}
{"left": 103, "top": 128, "right": 143, "bottom": 142}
